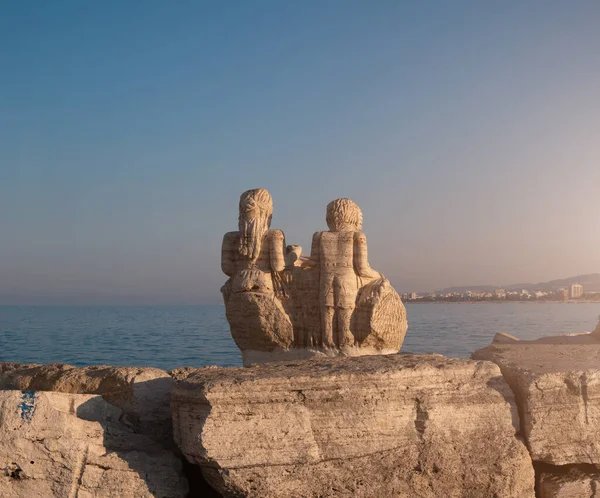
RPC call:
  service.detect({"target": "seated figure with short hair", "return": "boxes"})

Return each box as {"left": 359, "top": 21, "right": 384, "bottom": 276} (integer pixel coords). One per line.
{"left": 308, "top": 198, "right": 382, "bottom": 348}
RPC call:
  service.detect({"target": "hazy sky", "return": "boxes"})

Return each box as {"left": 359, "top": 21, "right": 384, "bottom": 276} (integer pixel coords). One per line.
{"left": 1, "top": 1, "right": 599, "bottom": 304}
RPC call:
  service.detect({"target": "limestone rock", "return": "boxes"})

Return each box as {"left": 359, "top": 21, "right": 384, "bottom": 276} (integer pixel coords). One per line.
{"left": 0, "top": 390, "right": 187, "bottom": 497}
{"left": 0, "top": 363, "right": 173, "bottom": 447}
{"left": 472, "top": 342, "right": 600, "bottom": 465}
{"left": 221, "top": 190, "right": 408, "bottom": 366}
{"left": 538, "top": 465, "right": 600, "bottom": 498}
{"left": 172, "top": 354, "right": 534, "bottom": 497}
{"left": 491, "top": 332, "right": 522, "bottom": 343}
{"left": 490, "top": 330, "right": 600, "bottom": 345}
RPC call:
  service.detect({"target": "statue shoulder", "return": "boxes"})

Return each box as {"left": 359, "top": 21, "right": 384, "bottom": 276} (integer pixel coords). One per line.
{"left": 267, "top": 229, "right": 285, "bottom": 241}
{"left": 223, "top": 231, "right": 239, "bottom": 241}
{"left": 354, "top": 231, "right": 368, "bottom": 243}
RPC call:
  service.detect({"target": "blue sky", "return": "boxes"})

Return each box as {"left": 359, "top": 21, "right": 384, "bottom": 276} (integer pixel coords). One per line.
{"left": 1, "top": 1, "right": 599, "bottom": 304}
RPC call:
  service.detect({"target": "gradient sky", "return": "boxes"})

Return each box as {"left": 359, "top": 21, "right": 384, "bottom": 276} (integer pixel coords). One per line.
{"left": 1, "top": 1, "right": 599, "bottom": 304}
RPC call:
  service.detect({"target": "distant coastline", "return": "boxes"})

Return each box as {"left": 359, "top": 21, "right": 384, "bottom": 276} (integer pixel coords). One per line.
{"left": 405, "top": 299, "right": 600, "bottom": 304}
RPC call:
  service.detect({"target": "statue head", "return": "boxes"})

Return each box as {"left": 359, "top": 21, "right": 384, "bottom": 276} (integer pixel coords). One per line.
{"left": 326, "top": 198, "right": 363, "bottom": 232}
{"left": 238, "top": 188, "right": 273, "bottom": 260}
{"left": 285, "top": 244, "right": 302, "bottom": 268}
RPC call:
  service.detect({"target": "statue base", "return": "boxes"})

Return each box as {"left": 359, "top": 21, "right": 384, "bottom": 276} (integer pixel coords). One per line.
{"left": 241, "top": 345, "right": 401, "bottom": 367}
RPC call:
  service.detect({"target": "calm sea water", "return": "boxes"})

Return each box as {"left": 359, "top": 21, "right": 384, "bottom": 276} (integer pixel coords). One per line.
{"left": 1, "top": 303, "right": 599, "bottom": 370}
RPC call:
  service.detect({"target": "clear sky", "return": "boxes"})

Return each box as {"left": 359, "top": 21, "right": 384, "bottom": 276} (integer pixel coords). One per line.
{"left": 1, "top": 1, "right": 599, "bottom": 304}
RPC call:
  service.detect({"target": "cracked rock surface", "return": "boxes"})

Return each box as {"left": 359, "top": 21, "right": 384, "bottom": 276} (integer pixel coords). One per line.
{"left": 473, "top": 342, "right": 600, "bottom": 466}
{"left": 0, "top": 363, "right": 174, "bottom": 449}
{"left": 537, "top": 464, "right": 600, "bottom": 498}
{"left": 172, "top": 354, "right": 534, "bottom": 497}
{"left": 0, "top": 390, "right": 187, "bottom": 497}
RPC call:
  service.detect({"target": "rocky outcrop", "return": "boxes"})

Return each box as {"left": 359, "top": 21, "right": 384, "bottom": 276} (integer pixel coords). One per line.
{"left": 473, "top": 334, "right": 600, "bottom": 498}
{"left": 172, "top": 354, "right": 534, "bottom": 497}
{"left": 473, "top": 341, "right": 600, "bottom": 465}
{"left": 490, "top": 330, "right": 600, "bottom": 345}
{"left": 537, "top": 464, "right": 600, "bottom": 498}
{"left": 0, "top": 390, "right": 187, "bottom": 497}
{"left": 0, "top": 363, "right": 173, "bottom": 447}
{"left": 9, "top": 329, "right": 600, "bottom": 497}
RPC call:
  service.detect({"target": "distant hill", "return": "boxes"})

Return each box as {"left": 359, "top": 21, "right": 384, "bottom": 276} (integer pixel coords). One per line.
{"left": 437, "top": 285, "right": 499, "bottom": 294}
{"left": 514, "top": 273, "right": 600, "bottom": 292}
{"left": 437, "top": 273, "right": 600, "bottom": 294}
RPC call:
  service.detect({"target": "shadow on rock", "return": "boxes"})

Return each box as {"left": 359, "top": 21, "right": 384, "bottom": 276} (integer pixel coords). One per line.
{"left": 181, "top": 457, "right": 223, "bottom": 498}
{"left": 485, "top": 374, "right": 522, "bottom": 435}
{"left": 73, "top": 382, "right": 189, "bottom": 497}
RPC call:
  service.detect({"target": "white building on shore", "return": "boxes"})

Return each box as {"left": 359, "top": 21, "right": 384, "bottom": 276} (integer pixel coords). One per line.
{"left": 570, "top": 283, "right": 584, "bottom": 299}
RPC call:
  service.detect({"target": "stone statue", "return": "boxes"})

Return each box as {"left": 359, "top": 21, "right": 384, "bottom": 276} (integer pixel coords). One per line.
{"left": 221, "top": 188, "right": 293, "bottom": 357}
{"left": 308, "top": 198, "right": 382, "bottom": 348}
{"left": 284, "top": 245, "right": 305, "bottom": 269}
{"left": 221, "top": 189, "right": 407, "bottom": 365}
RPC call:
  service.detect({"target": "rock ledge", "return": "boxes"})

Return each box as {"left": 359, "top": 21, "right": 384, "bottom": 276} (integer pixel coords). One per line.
{"left": 172, "top": 354, "right": 534, "bottom": 497}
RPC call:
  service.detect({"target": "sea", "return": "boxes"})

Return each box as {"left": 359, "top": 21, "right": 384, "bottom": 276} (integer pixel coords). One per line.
{"left": 1, "top": 303, "right": 599, "bottom": 371}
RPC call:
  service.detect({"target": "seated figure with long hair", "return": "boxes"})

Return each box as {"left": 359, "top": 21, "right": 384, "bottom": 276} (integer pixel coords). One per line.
{"left": 221, "top": 188, "right": 293, "bottom": 358}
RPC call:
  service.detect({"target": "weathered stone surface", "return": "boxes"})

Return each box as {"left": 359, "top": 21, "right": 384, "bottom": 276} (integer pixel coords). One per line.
{"left": 538, "top": 465, "right": 600, "bottom": 498}
{"left": 221, "top": 189, "right": 407, "bottom": 366}
{"left": 169, "top": 365, "right": 220, "bottom": 382}
{"left": 172, "top": 354, "right": 534, "bottom": 497}
{"left": 491, "top": 330, "right": 600, "bottom": 345}
{"left": 0, "top": 390, "right": 187, "bottom": 497}
{"left": 473, "top": 342, "right": 600, "bottom": 465}
{"left": 0, "top": 363, "right": 173, "bottom": 447}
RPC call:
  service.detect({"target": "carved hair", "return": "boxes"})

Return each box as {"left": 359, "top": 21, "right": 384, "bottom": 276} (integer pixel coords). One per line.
{"left": 326, "top": 198, "right": 363, "bottom": 232}
{"left": 238, "top": 188, "right": 273, "bottom": 260}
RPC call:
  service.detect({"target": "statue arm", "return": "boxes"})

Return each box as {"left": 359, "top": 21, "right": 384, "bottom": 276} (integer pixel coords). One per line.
{"left": 221, "top": 232, "right": 238, "bottom": 276}
{"left": 353, "top": 232, "right": 381, "bottom": 280}
{"left": 306, "top": 232, "right": 321, "bottom": 268}
{"left": 269, "top": 230, "right": 286, "bottom": 272}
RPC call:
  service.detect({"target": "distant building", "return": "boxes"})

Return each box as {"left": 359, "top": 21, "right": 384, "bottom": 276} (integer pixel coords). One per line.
{"left": 495, "top": 289, "right": 506, "bottom": 299}
{"left": 560, "top": 288, "right": 569, "bottom": 300}
{"left": 570, "top": 283, "right": 584, "bottom": 299}
{"left": 410, "top": 292, "right": 417, "bottom": 300}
